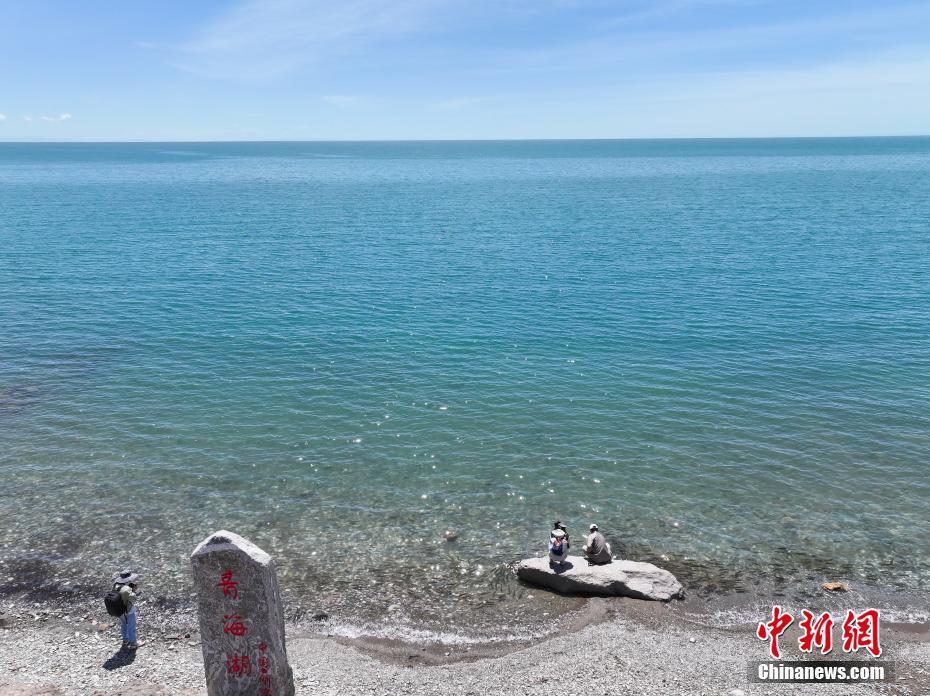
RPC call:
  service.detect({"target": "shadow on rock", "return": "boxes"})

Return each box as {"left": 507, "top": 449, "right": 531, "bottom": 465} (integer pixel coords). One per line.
{"left": 549, "top": 560, "right": 574, "bottom": 574}
{"left": 103, "top": 648, "right": 137, "bottom": 671}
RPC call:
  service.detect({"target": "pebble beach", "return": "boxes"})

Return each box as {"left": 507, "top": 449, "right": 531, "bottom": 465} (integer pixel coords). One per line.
{"left": 1, "top": 593, "right": 927, "bottom": 695}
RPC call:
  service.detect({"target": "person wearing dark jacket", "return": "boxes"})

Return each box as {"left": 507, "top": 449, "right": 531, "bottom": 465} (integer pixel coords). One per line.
{"left": 112, "top": 569, "right": 141, "bottom": 650}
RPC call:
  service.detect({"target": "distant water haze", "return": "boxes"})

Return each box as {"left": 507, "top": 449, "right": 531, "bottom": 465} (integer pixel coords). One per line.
{"left": 1, "top": 138, "right": 928, "bottom": 639}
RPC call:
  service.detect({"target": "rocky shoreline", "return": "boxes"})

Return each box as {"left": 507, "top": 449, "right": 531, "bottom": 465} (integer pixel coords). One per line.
{"left": 1, "top": 590, "right": 928, "bottom": 695}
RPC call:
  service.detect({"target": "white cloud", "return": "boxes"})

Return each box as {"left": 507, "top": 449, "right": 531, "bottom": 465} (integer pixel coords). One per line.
{"left": 23, "top": 116, "right": 32, "bottom": 122}
{"left": 518, "top": 47, "right": 930, "bottom": 138}
{"left": 40, "top": 113, "right": 72, "bottom": 122}
{"left": 497, "top": 2, "right": 930, "bottom": 77}
{"left": 170, "top": 0, "right": 442, "bottom": 79}
{"left": 0, "top": 113, "right": 6, "bottom": 121}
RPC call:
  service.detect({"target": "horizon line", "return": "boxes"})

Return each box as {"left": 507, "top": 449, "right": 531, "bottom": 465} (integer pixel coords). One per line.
{"left": 1, "top": 134, "right": 929, "bottom": 145}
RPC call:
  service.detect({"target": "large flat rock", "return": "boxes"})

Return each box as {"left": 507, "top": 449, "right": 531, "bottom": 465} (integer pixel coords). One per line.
{"left": 516, "top": 555, "right": 684, "bottom": 601}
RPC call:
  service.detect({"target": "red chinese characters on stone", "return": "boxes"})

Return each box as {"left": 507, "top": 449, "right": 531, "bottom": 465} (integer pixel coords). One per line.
{"left": 842, "top": 609, "right": 882, "bottom": 657}
{"left": 218, "top": 572, "right": 253, "bottom": 681}
{"left": 216, "top": 570, "right": 239, "bottom": 600}
{"left": 226, "top": 653, "right": 252, "bottom": 678}
{"left": 223, "top": 614, "right": 247, "bottom": 637}
{"left": 798, "top": 610, "right": 834, "bottom": 654}
{"left": 756, "top": 605, "right": 794, "bottom": 659}
{"left": 258, "top": 641, "right": 272, "bottom": 695}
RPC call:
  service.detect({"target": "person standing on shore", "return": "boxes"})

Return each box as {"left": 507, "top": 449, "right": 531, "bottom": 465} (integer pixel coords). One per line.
{"left": 107, "top": 569, "right": 141, "bottom": 651}
{"left": 583, "top": 524, "right": 612, "bottom": 565}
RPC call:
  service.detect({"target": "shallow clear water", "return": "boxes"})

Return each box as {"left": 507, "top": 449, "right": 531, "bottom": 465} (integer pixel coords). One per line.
{"left": 1, "top": 139, "right": 928, "bottom": 638}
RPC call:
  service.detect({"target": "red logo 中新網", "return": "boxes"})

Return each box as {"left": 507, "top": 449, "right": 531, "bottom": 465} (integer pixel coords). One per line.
{"left": 756, "top": 608, "right": 881, "bottom": 659}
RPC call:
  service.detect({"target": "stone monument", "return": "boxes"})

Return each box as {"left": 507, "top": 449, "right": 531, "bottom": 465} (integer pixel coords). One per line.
{"left": 191, "top": 530, "right": 295, "bottom": 696}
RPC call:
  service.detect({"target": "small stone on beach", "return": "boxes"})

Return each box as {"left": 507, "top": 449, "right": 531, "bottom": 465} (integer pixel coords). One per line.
{"left": 821, "top": 581, "right": 849, "bottom": 592}
{"left": 443, "top": 530, "right": 458, "bottom": 541}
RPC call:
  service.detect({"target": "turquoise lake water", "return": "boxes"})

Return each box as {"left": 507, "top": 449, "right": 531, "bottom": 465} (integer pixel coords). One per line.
{"left": 1, "top": 139, "right": 928, "bottom": 639}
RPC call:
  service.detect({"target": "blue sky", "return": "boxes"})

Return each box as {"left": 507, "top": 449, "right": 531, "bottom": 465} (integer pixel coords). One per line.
{"left": 2, "top": 0, "right": 930, "bottom": 140}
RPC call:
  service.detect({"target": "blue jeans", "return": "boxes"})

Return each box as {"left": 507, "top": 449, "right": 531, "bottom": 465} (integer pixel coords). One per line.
{"left": 120, "top": 607, "right": 137, "bottom": 644}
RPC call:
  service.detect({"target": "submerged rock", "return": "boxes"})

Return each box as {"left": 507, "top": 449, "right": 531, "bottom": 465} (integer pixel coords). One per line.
{"left": 821, "top": 581, "right": 849, "bottom": 592}
{"left": 516, "top": 555, "right": 684, "bottom": 601}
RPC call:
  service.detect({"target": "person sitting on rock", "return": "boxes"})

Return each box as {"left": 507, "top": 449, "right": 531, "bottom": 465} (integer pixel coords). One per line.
{"left": 551, "top": 520, "right": 570, "bottom": 551}
{"left": 548, "top": 528, "right": 569, "bottom": 566}
{"left": 583, "top": 524, "right": 612, "bottom": 565}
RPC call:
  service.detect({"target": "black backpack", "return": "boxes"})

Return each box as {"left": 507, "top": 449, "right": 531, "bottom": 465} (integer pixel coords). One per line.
{"left": 104, "top": 586, "right": 127, "bottom": 617}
